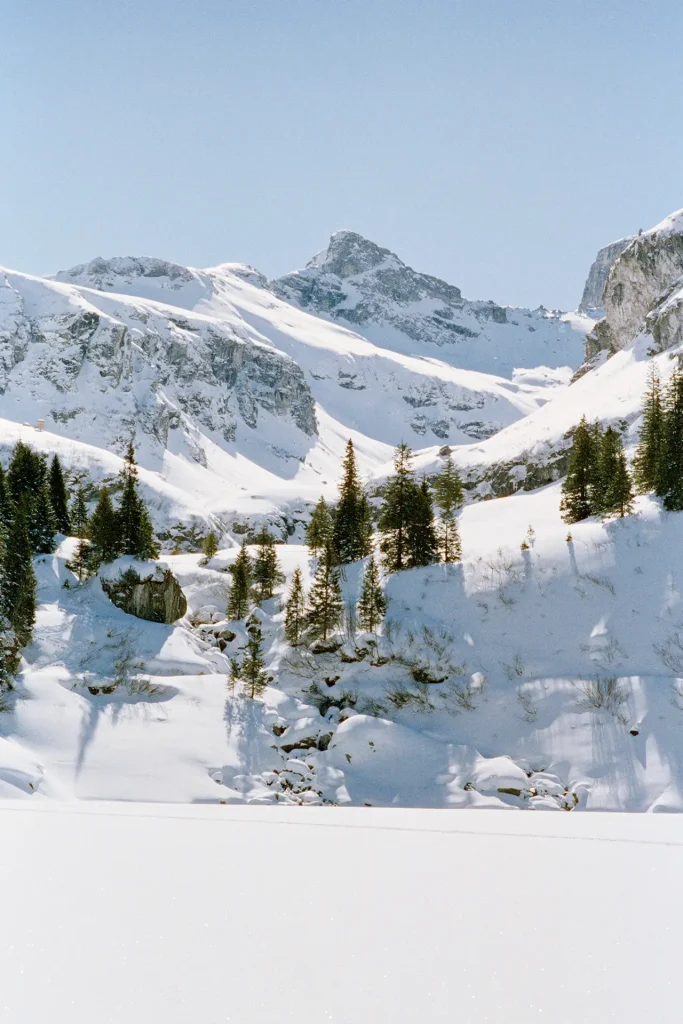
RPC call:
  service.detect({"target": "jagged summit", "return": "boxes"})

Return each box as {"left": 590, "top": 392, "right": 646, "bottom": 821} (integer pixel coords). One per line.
{"left": 272, "top": 232, "right": 588, "bottom": 377}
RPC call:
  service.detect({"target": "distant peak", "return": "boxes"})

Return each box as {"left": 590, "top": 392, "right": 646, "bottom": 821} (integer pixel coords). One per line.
{"left": 308, "top": 230, "right": 401, "bottom": 278}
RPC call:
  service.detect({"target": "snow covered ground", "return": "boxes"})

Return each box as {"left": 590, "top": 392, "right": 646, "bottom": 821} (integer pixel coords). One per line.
{"left": 2, "top": 802, "right": 681, "bottom": 1023}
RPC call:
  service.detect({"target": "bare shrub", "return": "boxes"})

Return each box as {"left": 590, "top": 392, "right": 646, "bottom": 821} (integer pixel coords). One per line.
{"left": 501, "top": 654, "right": 525, "bottom": 681}
{"left": 575, "top": 677, "right": 628, "bottom": 722}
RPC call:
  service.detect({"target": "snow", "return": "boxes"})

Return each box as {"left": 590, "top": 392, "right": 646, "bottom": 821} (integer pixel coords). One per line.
{"left": 2, "top": 802, "right": 682, "bottom": 1023}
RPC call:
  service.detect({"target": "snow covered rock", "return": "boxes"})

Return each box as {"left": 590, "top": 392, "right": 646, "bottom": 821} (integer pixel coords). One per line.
{"left": 100, "top": 564, "right": 187, "bottom": 623}
{"left": 272, "top": 229, "right": 590, "bottom": 378}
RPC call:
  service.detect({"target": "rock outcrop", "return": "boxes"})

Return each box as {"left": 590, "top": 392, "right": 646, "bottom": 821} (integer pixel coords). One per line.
{"left": 578, "top": 235, "right": 634, "bottom": 318}
{"left": 585, "top": 211, "right": 683, "bottom": 360}
{"left": 101, "top": 565, "right": 187, "bottom": 624}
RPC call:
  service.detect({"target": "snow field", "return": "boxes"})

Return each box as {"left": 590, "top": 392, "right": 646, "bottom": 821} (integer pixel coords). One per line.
{"left": 1, "top": 802, "right": 682, "bottom": 1024}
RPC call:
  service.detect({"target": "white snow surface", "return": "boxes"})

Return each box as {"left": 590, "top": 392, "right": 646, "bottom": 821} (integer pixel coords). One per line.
{"left": 2, "top": 802, "right": 682, "bottom": 1023}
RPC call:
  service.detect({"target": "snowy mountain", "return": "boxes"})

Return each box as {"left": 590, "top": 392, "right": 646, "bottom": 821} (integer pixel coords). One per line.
{"left": 272, "top": 229, "right": 591, "bottom": 377}
{"left": 578, "top": 234, "right": 634, "bottom": 317}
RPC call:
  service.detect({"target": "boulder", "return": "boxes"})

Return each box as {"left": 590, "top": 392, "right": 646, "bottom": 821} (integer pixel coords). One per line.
{"left": 101, "top": 565, "right": 187, "bottom": 624}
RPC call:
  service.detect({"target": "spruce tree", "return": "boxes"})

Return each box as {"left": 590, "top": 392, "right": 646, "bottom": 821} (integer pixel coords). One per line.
{"left": 306, "top": 542, "right": 343, "bottom": 642}
{"left": 378, "top": 443, "right": 419, "bottom": 572}
{"left": 560, "top": 416, "right": 598, "bottom": 524}
{"left": 7, "top": 442, "right": 45, "bottom": 508}
{"left": 306, "top": 496, "right": 333, "bottom": 557}
{"left": 0, "top": 464, "right": 11, "bottom": 530}
{"left": 116, "top": 443, "right": 158, "bottom": 559}
{"left": 332, "top": 439, "right": 369, "bottom": 563}
{"left": 603, "top": 450, "right": 635, "bottom": 518}
{"left": 241, "top": 618, "right": 268, "bottom": 698}
{"left": 357, "top": 555, "right": 386, "bottom": 633}
{"left": 2, "top": 502, "right": 36, "bottom": 647}
{"left": 433, "top": 455, "right": 464, "bottom": 562}
{"left": 88, "top": 486, "right": 120, "bottom": 565}
{"left": 284, "top": 567, "right": 306, "bottom": 646}
{"left": 202, "top": 529, "right": 219, "bottom": 561}
{"left": 228, "top": 543, "right": 252, "bottom": 620}
{"left": 595, "top": 427, "right": 622, "bottom": 515}
{"left": 659, "top": 370, "right": 683, "bottom": 511}
{"left": 29, "top": 483, "right": 56, "bottom": 554}
{"left": 406, "top": 479, "right": 439, "bottom": 567}
{"left": 136, "top": 504, "right": 159, "bottom": 561}
{"left": 71, "top": 489, "right": 89, "bottom": 539}
{"left": 0, "top": 616, "right": 20, "bottom": 691}
{"left": 48, "top": 455, "right": 71, "bottom": 534}
{"left": 633, "top": 365, "right": 664, "bottom": 493}
{"left": 66, "top": 538, "right": 93, "bottom": 583}
{"left": 252, "top": 527, "right": 285, "bottom": 602}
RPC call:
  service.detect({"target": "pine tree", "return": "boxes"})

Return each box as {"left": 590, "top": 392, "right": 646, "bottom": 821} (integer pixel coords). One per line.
{"left": 2, "top": 502, "right": 36, "bottom": 648}
{"left": 0, "top": 464, "right": 11, "bottom": 530}
{"left": 202, "top": 529, "right": 219, "bottom": 561}
{"left": 116, "top": 443, "right": 158, "bottom": 559}
{"left": 71, "top": 489, "right": 89, "bottom": 539}
{"left": 560, "top": 416, "right": 599, "bottom": 524}
{"left": 306, "top": 542, "right": 343, "bottom": 642}
{"left": 252, "top": 527, "right": 285, "bottom": 602}
{"left": 595, "top": 426, "right": 622, "bottom": 515}
{"left": 7, "top": 442, "right": 45, "bottom": 509}
{"left": 241, "top": 618, "right": 268, "bottom": 699}
{"left": 306, "top": 496, "right": 333, "bottom": 557}
{"left": 29, "top": 483, "right": 56, "bottom": 554}
{"left": 603, "top": 450, "right": 635, "bottom": 518}
{"left": 48, "top": 455, "right": 71, "bottom": 534}
{"left": 228, "top": 543, "right": 252, "bottom": 620}
{"left": 406, "top": 478, "right": 439, "bottom": 567}
{"left": 66, "top": 538, "right": 92, "bottom": 583}
{"left": 357, "top": 555, "right": 386, "bottom": 633}
{"left": 356, "top": 492, "right": 374, "bottom": 558}
{"left": 332, "top": 439, "right": 369, "bottom": 563}
{"left": 88, "top": 486, "right": 120, "bottom": 565}
{"left": 284, "top": 567, "right": 306, "bottom": 646}
{"left": 633, "top": 365, "right": 664, "bottom": 493}
{"left": 659, "top": 370, "right": 683, "bottom": 511}
{"left": 433, "top": 455, "right": 464, "bottom": 562}
{"left": 378, "top": 443, "right": 420, "bottom": 572}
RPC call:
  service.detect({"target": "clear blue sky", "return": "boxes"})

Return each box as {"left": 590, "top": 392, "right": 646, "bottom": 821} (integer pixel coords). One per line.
{"left": 2, "top": 0, "right": 681, "bottom": 309}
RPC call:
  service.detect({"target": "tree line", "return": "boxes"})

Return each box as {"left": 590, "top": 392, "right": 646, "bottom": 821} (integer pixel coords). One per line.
{"left": 560, "top": 365, "right": 683, "bottom": 524}
{"left": 0, "top": 440, "right": 158, "bottom": 687}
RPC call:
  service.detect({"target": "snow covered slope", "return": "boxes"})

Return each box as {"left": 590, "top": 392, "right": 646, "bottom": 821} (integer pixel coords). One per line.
{"left": 6, "top": 480, "right": 683, "bottom": 812}
{"left": 4, "top": 802, "right": 682, "bottom": 1024}
{"left": 272, "top": 229, "right": 591, "bottom": 376}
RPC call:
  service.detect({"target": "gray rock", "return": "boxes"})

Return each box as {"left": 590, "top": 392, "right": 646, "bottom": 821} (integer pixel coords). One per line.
{"left": 102, "top": 566, "right": 187, "bottom": 624}
{"left": 578, "top": 236, "right": 634, "bottom": 318}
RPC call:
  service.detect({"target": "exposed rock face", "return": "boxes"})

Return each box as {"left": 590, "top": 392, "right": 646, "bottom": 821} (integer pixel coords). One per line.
{"left": 0, "top": 266, "right": 317, "bottom": 456}
{"left": 585, "top": 211, "right": 683, "bottom": 361}
{"left": 271, "top": 230, "right": 588, "bottom": 378}
{"left": 101, "top": 566, "right": 187, "bottom": 623}
{"left": 578, "top": 236, "right": 634, "bottom": 318}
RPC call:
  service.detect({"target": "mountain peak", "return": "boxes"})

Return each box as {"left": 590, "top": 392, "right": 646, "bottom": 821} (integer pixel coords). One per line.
{"left": 308, "top": 230, "right": 400, "bottom": 279}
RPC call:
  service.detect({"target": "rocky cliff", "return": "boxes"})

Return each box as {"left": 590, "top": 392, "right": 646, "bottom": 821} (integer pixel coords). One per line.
{"left": 578, "top": 235, "right": 634, "bottom": 318}
{"left": 585, "top": 210, "right": 683, "bottom": 360}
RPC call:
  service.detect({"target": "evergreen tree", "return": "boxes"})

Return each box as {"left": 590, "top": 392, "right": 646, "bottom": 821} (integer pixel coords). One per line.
{"left": 29, "top": 483, "right": 56, "bottom": 554}
{"left": 433, "top": 455, "right": 464, "bottom": 562}
{"left": 332, "top": 439, "right": 369, "bottom": 563}
{"left": 659, "top": 370, "right": 683, "bottom": 511}
{"left": 202, "top": 529, "right": 219, "bottom": 561}
{"left": 603, "top": 450, "right": 635, "bottom": 518}
{"left": 71, "top": 489, "right": 89, "bottom": 539}
{"left": 88, "top": 486, "right": 120, "bottom": 565}
{"left": 406, "top": 478, "right": 439, "bottom": 567}
{"left": 357, "top": 555, "right": 386, "bottom": 633}
{"left": 306, "top": 542, "right": 343, "bottom": 642}
{"left": 66, "top": 538, "right": 93, "bottom": 583}
{"left": 284, "top": 567, "right": 306, "bottom": 646}
{"left": 0, "top": 464, "right": 11, "bottom": 530}
{"left": 7, "top": 442, "right": 45, "bottom": 509}
{"left": 116, "top": 442, "right": 158, "bottom": 559}
{"left": 633, "top": 366, "right": 664, "bottom": 493}
{"left": 48, "top": 455, "right": 71, "bottom": 534}
{"left": 228, "top": 543, "right": 252, "bottom": 620}
{"left": 252, "top": 527, "right": 285, "bottom": 602}
{"left": 378, "top": 443, "right": 419, "bottom": 572}
{"left": 0, "top": 616, "right": 20, "bottom": 691}
{"left": 2, "top": 502, "right": 36, "bottom": 647}
{"left": 560, "top": 416, "right": 599, "bottom": 524}
{"left": 241, "top": 617, "right": 268, "bottom": 699}
{"left": 594, "top": 426, "right": 622, "bottom": 514}
{"left": 306, "top": 496, "right": 333, "bottom": 557}
{"left": 356, "top": 492, "right": 374, "bottom": 558}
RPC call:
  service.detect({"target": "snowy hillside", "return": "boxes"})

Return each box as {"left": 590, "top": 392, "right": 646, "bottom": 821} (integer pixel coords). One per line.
{"left": 5, "top": 479, "right": 683, "bottom": 811}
